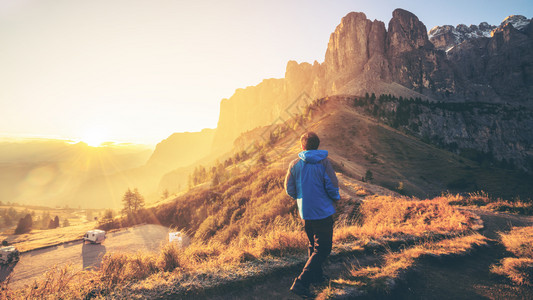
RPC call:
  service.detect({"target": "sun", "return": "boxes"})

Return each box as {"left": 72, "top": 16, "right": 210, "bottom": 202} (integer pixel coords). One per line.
{"left": 81, "top": 126, "right": 109, "bottom": 147}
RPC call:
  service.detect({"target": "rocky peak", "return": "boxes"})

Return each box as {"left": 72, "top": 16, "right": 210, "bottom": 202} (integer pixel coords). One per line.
{"left": 387, "top": 8, "right": 433, "bottom": 56}
{"left": 323, "top": 12, "right": 388, "bottom": 94}
{"left": 385, "top": 9, "right": 457, "bottom": 96}
{"left": 499, "top": 15, "right": 530, "bottom": 31}
{"left": 429, "top": 15, "right": 531, "bottom": 51}
{"left": 324, "top": 12, "right": 373, "bottom": 76}
{"left": 429, "top": 23, "right": 495, "bottom": 51}
{"left": 212, "top": 8, "right": 533, "bottom": 155}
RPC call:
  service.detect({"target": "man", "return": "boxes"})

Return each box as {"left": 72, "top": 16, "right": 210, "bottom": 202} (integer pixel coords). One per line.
{"left": 284, "top": 131, "right": 340, "bottom": 297}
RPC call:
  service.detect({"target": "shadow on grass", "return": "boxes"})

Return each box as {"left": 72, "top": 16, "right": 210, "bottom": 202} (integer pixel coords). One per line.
{"left": 0, "top": 260, "right": 17, "bottom": 283}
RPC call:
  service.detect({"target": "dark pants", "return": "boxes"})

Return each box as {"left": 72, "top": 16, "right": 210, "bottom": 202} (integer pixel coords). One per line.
{"left": 297, "top": 215, "right": 333, "bottom": 286}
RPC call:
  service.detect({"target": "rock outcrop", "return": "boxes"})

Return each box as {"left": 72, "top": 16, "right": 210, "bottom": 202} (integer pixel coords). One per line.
{"left": 213, "top": 9, "right": 459, "bottom": 152}
{"left": 386, "top": 9, "right": 459, "bottom": 97}
{"left": 429, "top": 23, "right": 495, "bottom": 51}
{"left": 211, "top": 9, "right": 533, "bottom": 159}
{"left": 428, "top": 15, "right": 530, "bottom": 52}
{"left": 446, "top": 18, "right": 533, "bottom": 103}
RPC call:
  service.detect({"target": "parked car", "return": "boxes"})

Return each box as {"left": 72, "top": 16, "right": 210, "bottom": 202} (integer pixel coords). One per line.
{"left": 83, "top": 229, "right": 106, "bottom": 244}
{"left": 0, "top": 246, "right": 20, "bottom": 264}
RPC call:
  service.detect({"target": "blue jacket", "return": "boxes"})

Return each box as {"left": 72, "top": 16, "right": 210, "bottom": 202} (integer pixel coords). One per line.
{"left": 284, "top": 150, "right": 340, "bottom": 220}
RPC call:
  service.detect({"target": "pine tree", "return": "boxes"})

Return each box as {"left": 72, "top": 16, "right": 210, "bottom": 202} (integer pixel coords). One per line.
{"left": 131, "top": 188, "right": 145, "bottom": 212}
{"left": 121, "top": 188, "right": 135, "bottom": 216}
{"left": 364, "top": 170, "right": 374, "bottom": 182}
{"left": 103, "top": 209, "right": 114, "bottom": 220}
{"left": 15, "top": 214, "right": 33, "bottom": 234}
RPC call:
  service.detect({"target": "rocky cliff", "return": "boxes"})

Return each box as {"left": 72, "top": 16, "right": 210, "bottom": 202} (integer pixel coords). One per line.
{"left": 210, "top": 8, "right": 533, "bottom": 172}
{"left": 446, "top": 18, "right": 533, "bottom": 104}
{"left": 429, "top": 15, "right": 530, "bottom": 51}
{"left": 351, "top": 95, "right": 533, "bottom": 171}
{"left": 213, "top": 9, "right": 460, "bottom": 152}
{"left": 429, "top": 23, "right": 495, "bottom": 51}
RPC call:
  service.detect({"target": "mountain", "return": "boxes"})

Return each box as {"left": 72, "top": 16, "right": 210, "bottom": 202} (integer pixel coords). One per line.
{"left": 210, "top": 9, "right": 533, "bottom": 173}
{"left": 429, "top": 23, "right": 496, "bottom": 52}
{"left": 0, "top": 129, "right": 215, "bottom": 209}
{"left": 212, "top": 9, "right": 466, "bottom": 153}
{"left": 101, "top": 8, "right": 533, "bottom": 209}
{"left": 427, "top": 14, "right": 533, "bottom": 104}
{"left": 429, "top": 15, "right": 531, "bottom": 51}
{"left": 446, "top": 18, "right": 533, "bottom": 104}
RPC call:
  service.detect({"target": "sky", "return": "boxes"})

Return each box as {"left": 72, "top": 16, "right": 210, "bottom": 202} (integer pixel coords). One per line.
{"left": 1, "top": 0, "right": 532, "bottom": 145}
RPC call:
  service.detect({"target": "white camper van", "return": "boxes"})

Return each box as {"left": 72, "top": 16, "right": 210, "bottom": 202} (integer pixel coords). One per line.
{"left": 0, "top": 246, "right": 20, "bottom": 264}
{"left": 168, "top": 232, "right": 190, "bottom": 248}
{"left": 83, "top": 229, "right": 106, "bottom": 244}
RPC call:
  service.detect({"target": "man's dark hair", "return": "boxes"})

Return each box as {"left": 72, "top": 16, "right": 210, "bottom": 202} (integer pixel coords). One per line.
{"left": 300, "top": 132, "right": 320, "bottom": 150}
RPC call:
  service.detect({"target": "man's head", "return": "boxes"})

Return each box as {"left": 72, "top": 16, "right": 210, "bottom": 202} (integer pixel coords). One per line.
{"left": 300, "top": 132, "right": 320, "bottom": 150}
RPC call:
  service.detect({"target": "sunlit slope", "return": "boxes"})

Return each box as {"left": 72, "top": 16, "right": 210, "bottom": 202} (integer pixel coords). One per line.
{"left": 193, "top": 96, "right": 532, "bottom": 201}
{"left": 298, "top": 97, "right": 533, "bottom": 199}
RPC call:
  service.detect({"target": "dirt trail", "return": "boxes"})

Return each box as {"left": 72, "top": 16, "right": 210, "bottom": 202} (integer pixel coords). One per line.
{"left": 201, "top": 253, "right": 380, "bottom": 300}
{"left": 195, "top": 209, "right": 533, "bottom": 300}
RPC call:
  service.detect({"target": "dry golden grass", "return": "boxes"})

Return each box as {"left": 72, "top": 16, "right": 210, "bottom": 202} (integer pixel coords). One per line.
{"left": 491, "top": 226, "right": 533, "bottom": 285}
{"left": 342, "top": 180, "right": 371, "bottom": 197}
{"left": 486, "top": 200, "right": 533, "bottom": 215}
{"left": 499, "top": 226, "right": 533, "bottom": 258}
{"left": 334, "top": 195, "right": 481, "bottom": 243}
{"left": 491, "top": 258, "right": 533, "bottom": 286}
{"left": 1, "top": 266, "right": 97, "bottom": 300}
{"left": 3, "top": 170, "right": 485, "bottom": 299}
{"left": 440, "top": 191, "right": 533, "bottom": 215}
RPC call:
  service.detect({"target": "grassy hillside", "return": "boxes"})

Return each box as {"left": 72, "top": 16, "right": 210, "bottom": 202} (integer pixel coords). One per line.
{"left": 156, "top": 95, "right": 533, "bottom": 204}
{"left": 246, "top": 95, "right": 532, "bottom": 200}
{"left": 3, "top": 95, "right": 532, "bottom": 298}
{"left": 2, "top": 170, "right": 484, "bottom": 298}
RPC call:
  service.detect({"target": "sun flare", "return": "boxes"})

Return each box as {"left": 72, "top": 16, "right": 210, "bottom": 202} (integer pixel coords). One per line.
{"left": 81, "top": 126, "right": 109, "bottom": 147}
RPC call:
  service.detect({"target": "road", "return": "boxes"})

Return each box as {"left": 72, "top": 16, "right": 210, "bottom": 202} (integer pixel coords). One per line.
{"left": 1, "top": 224, "right": 170, "bottom": 289}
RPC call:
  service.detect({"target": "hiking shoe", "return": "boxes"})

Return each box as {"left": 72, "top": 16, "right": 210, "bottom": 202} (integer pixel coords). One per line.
{"left": 290, "top": 278, "right": 311, "bottom": 298}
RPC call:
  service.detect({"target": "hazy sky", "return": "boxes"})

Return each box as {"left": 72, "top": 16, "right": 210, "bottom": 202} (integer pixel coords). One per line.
{"left": 1, "top": 0, "right": 532, "bottom": 145}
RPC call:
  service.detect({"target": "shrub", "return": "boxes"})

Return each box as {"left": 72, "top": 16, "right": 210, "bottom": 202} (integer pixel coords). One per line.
{"left": 14, "top": 214, "right": 32, "bottom": 234}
